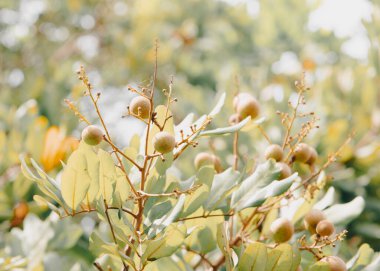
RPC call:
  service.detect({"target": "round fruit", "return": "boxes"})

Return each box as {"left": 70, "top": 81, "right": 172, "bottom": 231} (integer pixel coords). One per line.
{"left": 194, "top": 152, "right": 222, "bottom": 173}
{"left": 293, "top": 143, "right": 312, "bottom": 163}
{"left": 13, "top": 202, "right": 29, "bottom": 220}
{"left": 306, "top": 146, "right": 318, "bottom": 165}
{"left": 153, "top": 131, "right": 176, "bottom": 154}
{"left": 304, "top": 209, "right": 326, "bottom": 234}
{"left": 320, "top": 256, "right": 347, "bottom": 271}
{"left": 276, "top": 162, "right": 292, "bottom": 179}
{"left": 316, "top": 220, "right": 335, "bottom": 237}
{"left": 228, "top": 113, "right": 241, "bottom": 125}
{"left": 233, "top": 93, "right": 260, "bottom": 120}
{"left": 265, "top": 144, "right": 284, "bottom": 162}
{"left": 270, "top": 218, "right": 294, "bottom": 243}
{"left": 82, "top": 125, "right": 104, "bottom": 145}
{"left": 129, "top": 96, "right": 150, "bottom": 119}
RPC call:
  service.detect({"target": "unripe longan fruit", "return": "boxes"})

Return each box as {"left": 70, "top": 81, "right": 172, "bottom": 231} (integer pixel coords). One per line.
{"left": 82, "top": 125, "right": 104, "bottom": 145}
{"left": 276, "top": 162, "right": 292, "bottom": 179}
{"left": 306, "top": 146, "right": 318, "bottom": 165}
{"left": 320, "top": 256, "right": 347, "bottom": 271}
{"left": 316, "top": 220, "right": 335, "bottom": 237}
{"left": 270, "top": 218, "right": 294, "bottom": 243}
{"left": 293, "top": 143, "right": 312, "bottom": 163}
{"left": 129, "top": 96, "right": 150, "bottom": 119}
{"left": 304, "top": 209, "right": 325, "bottom": 234}
{"left": 153, "top": 131, "right": 176, "bottom": 154}
{"left": 194, "top": 152, "right": 222, "bottom": 173}
{"left": 265, "top": 144, "right": 284, "bottom": 162}
{"left": 233, "top": 93, "right": 260, "bottom": 120}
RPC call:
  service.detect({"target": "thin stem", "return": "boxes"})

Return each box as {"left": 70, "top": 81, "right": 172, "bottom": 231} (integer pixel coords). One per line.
{"left": 93, "top": 262, "right": 104, "bottom": 271}
{"left": 186, "top": 247, "right": 215, "bottom": 269}
{"left": 176, "top": 213, "right": 233, "bottom": 222}
{"left": 233, "top": 132, "right": 239, "bottom": 170}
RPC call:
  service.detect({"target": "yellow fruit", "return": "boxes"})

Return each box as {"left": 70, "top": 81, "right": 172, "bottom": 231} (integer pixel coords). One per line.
{"left": 194, "top": 152, "right": 222, "bottom": 173}
{"left": 306, "top": 146, "right": 318, "bottom": 165}
{"left": 304, "top": 209, "right": 325, "bottom": 234}
{"left": 233, "top": 93, "right": 260, "bottom": 120}
{"left": 316, "top": 220, "right": 335, "bottom": 237}
{"left": 293, "top": 143, "right": 312, "bottom": 163}
{"left": 265, "top": 144, "right": 284, "bottom": 162}
{"left": 130, "top": 96, "right": 151, "bottom": 119}
{"left": 153, "top": 131, "right": 176, "bottom": 154}
{"left": 320, "top": 256, "right": 347, "bottom": 271}
{"left": 270, "top": 218, "right": 294, "bottom": 243}
{"left": 81, "top": 125, "right": 104, "bottom": 145}
{"left": 276, "top": 162, "right": 292, "bottom": 179}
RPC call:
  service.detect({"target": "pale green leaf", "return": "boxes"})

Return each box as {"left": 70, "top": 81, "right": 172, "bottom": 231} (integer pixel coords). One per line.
{"left": 199, "top": 116, "right": 250, "bottom": 137}
{"left": 238, "top": 242, "right": 268, "bottom": 271}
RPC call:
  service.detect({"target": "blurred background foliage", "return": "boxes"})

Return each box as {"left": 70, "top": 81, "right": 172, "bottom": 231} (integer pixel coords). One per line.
{"left": 1, "top": 0, "right": 380, "bottom": 269}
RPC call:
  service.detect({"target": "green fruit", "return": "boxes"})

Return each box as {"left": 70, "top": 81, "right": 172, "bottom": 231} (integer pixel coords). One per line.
{"left": 293, "top": 143, "right": 312, "bottom": 163}
{"left": 81, "top": 125, "right": 104, "bottom": 145}
{"left": 270, "top": 218, "right": 294, "bottom": 243}
{"left": 153, "top": 131, "right": 176, "bottom": 154}
{"left": 194, "top": 152, "right": 222, "bottom": 173}
{"left": 265, "top": 144, "right": 284, "bottom": 162}
{"left": 130, "top": 96, "right": 151, "bottom": 119}
{"left": 276, "top": 162, "right": 292, "bottom": 179}
{"left": 316, "top": 220, "right": 335, "bottom": 237}
{"left": 306, "top": 146, "right": 318, "bottom": 165}
{"left": 320, "top": 256, "right": 347, "bottom": 271}
{"left": 233, "top": 93, "right": 260, "bottom": 120}
{"left": 304, "top": 209, "right": 325, "bottom": 234}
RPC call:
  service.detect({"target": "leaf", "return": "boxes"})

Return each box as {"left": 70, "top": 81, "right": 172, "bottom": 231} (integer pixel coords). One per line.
{"left": 238, "top": 242, "right": 268, "bottom": 271}
{"left": 147, "top": 194, "right": 186, "bottom": 238}
{"left": 204, "top": 168, "right": 241, "bottom": 211}
{"left": 209, "top": 92, "right": 226, "bottom": 117}
{"left": 142, "top": 224, "right": 186, "bottom": 264}
{"left": 323, "top": 196, "right": 365, "bottom": 225}
{"left": 347, "top": 243, "right": 374, "bottom": 271}
{"left": 265, "top": 244, "right": 296, "bottom": 271}
{"left": 61, "top": 150, "right": 91, "bottom": 210}
{"left": 313, "top": 186, "right": 335, "bottom": 211}
{"left": 181, "top": 166, "right": 215, "bottom": 217}
{"left": 231, "top": 160, "right": 297, "bottom": 211}
{"left": 98, "top": 149, "right": 116, "bottom": 204}
{"left": 115, "top": 167, "right": 130, "bottom": 203}
{"left": 363, "top": 255, "right": 380, "bottom": 271}
{"left": 199, "top": 116, "right": 251, "bottom": 137}
{"left": 217, "top": 222, "right": 233, "bottom": 271}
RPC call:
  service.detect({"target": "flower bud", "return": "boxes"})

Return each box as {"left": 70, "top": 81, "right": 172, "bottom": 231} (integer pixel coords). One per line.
{"left": 316, "top": 220, "right": 335, "bottom": 237}
{"left": 130, "top": 96, "right": 150, "bottom": 119}
{"left": 293, "top": 143, "right": 312, "bottom": 163}
{"left": 265, "top": 144, "right": 284, "bottom": 162}
{"left": 304, "top": 209, "right": 325, "bottom": 234}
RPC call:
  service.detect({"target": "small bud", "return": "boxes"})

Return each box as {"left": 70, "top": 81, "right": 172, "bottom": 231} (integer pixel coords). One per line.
{"left": 153, "top": 131, "right": 176, "bottom": 154}
{"left": 265, "top": 144, "right": 284, "bottom": 162}
{"left": 129, "top": 96, "right": 151, "bottom": 119}
{"left": 320, "top": 256, "right": 347, "bottom": 271}
{"left": 276, "top": 162, "right": 292, "bottom": 179}
{"left": 270, "top": 218, "right": 294, "bottom": 243}
{"left": 293, "top": 143, "right": 312, "bottom": 163}
{"left": 316, "top": 220, "right": 335, "bottom": 237}
{"left": 304, "top": 209, "right": 325, "bottom": 234}
{"left": 81, "top": 125, "right": 104, "bottom": 146}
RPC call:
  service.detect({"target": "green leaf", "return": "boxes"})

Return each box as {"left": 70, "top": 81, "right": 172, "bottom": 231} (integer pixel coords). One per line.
{"left": 323, "top": 196, "right": 365, "bottom": 225}
{"left": 98, "top": 149, "right": 116, "bottom": 204}
{"left": 363, "top": 255, "right": 380, "bottom": 271}
{"left": 114, "top": 167, "right": 130, "bottom": 203}
{"left": 156, "top": 152, "right": 173, "bottom": 175}
{"left": 265, "top": 244, "right": 297, "bottom": 271}
{"left": 238, "top": 242, "right": 268, "bottom": 271}
{"left": 209, "top": 92, "right": 226, "bottom": 117}
{"left": 204, "top": 167, "right": 241, "bottom": 211}
{"left": 231, "top": 160, "right": 297, "bottom": 211}
{"left": 199, "top": 116, "right": 251, "bottom": 137}
{"left": 61, "top": 150, "right": 91, "bottom": 210}
{"left": 148, "top": 194, "right": 186, "bottom": 238}
{"left": 217, "top": 222, "right": 234, "bottom": 271}
{"left": 347, "top": 243, "right": 374, "bottom": 271}
{"left": 142, "top": 224, "right": 186, "bottom": 264}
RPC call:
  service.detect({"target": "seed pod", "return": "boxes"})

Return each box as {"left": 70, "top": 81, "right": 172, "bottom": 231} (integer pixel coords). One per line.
{"left": 130, "top": 96, "right": 150, "bottom": 119}
{"left": 304, "top": 209, "right": 326, "bottom": 234}
{"left": 306, "top": 146, "right": 318, "bottom": 165}
{"left": 276, "top": 162, "right": 292, "bottom": 179}
{"left": 316, "top": 220, "right": 335, "bottom": 237}
{"left": 81, "top": 125, "right": 104, "bottom": 145}
{"left": 270, "top": 218, "right": 294, "bottom": 243}
{"left": 233, "top": 93, "right": 260, "bottom": 120}
{"left": 194, "top": 152, "right": 222, "bottom": 173}
{"left": 153, "top": 131, "right": 176, "bottom": 154}
{"left": 265, "top": 144, "right": 284, "bottom": 162}
{"left": 320, "top": 256, "right": 347, "bottom": 271}
{"left": 293, "top": 143, "right": 312, "bottom": 163}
